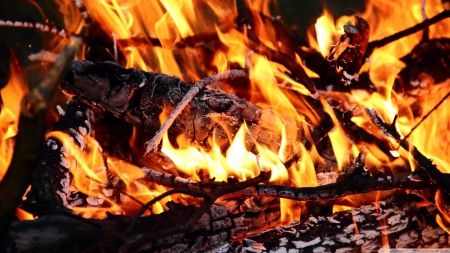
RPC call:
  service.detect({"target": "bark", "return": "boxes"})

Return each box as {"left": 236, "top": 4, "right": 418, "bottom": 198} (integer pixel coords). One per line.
{"left": 228, "top": 195, "right": 450, "bottom": 253}
{"left": 25, "top": 97, "right": 102, "bottom": 214}
{"left": 6, "top": 194, "right": 449, "bottom": 252}
{"left": 60, "top": 60, "right": 323, "bottom": 161}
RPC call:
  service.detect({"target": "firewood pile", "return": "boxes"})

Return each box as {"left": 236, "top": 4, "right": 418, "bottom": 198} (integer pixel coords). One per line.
{"left": 0, "top": 0, "right": 450, "bottom": 252}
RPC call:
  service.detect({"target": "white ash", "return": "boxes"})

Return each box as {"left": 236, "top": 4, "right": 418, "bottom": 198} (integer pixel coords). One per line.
{"left": 387, "top": 213, "right": 402, "bottom": 225}
{"left": 355, "top": 239, "right": 365, "bottom": 245}
{"left": 321, "top": 238, "right": 335, "bottom": 246}
{"left": 336, "top": 234, "right": 351, "bottom": 244}
{"left": 78, "top": 126, "right": 87, "bottom": 135}
{"left": 350, "top": 234, "right": 365, "bottom": 241}
{"left": 316, "top": 172, "right": 339, "bottom": 185}
{"left": 207, "top": 242, "right": 229, "bottom": 253}
{"left": 280, "top": 227, "right": 296, "bottom": 235}
{"left": 102, "top": 188, "right": 113, "bottom": 197}
{"left": 212, "top": 217, "right": 232, "bottom": 232}
{"left": 46, "top": 139, "right": 58, "bottom": 150}
{"left": 56, "top": 105, "right": 65, "bottom": 116}
{"left": 312, "top": 246, "right": 326, "bottom": 253}
{"left": 244, "top": 238, "right": 266, "bottom": 250}
{"left": 84, "top": 120, "right": 93, "bottom": 135}
{"left": 292, "top": 237, "right": 321, "bottom": 249}
{"left": 359, "top": 205, "right": 376, "bottom": 214}
{"left": 69, "top": 197, "right": 83, "bottom": 207}
{"left": 361, "top": 239, "right": 378, "bottom": 252}
{"left": 335, "top": 248, "right": 354, "bottom": 253}
{"left": 28, "top": 50, "right": 58, "bottom": 62}
{"left": 326, "top": 216, "right": 340, "bottom": 224}
{"left": 279, "top": 237, "right": 288, "bottom": 246}
{"left": 60, "top": 156, "right": 69, "bottom": 168}
{"left": 86, "top": 196, "right": 105, "bottom": 206}
{"left": 161, "top": 243, "right": 188, "bottom": 253}
{"left": 343, "top": 224, "right": 355, "bottom": 235}
{"left": 270, "top": 247, "right": 287, "bottom": 253}
{"left": 308, "top": 217, "right": 318, "bottom": 224}
{"left": 56, "top": 190, "right": 68, "bottom": 206}
{"left": 361, "top": 229, "right": 379, "bottom": 240}
{"left": 422, "top": 227, "right": 445, "bottom": 243}
{"left": 69, "top": 128, "right": 86, "bottom": 150}
{"left": 352, "top": 214, "right": 365, "bottom": 222}
{"left": 396, "top": 230, "right": 418, "bottom": 248}
{"left": 382, "top": 222, "right": 408, "bottom": 235}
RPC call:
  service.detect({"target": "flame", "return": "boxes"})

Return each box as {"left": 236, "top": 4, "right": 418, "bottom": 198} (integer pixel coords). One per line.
{"left": 0, "top": 0, "right": 447, "bottom": 227}
{"left": 0, "top": 59, "right": 28, "bottom": 180}
{"left": 308, "top": 8, "right": 339, "bottom": 57}
{"left": 48, "top": 131, "right": 168, "bottom": 218}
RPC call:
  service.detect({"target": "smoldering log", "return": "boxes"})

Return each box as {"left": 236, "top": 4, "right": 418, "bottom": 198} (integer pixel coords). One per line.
{"left": 25, "top": 97, "right": 102, "bottom": 213}
{"left": 228, "top": 195, "right": 450, "bottom": 253}
{"left": 7, "top": 194, "right": 449, "bottom": 252}
{"left": 60, "top": 60, "right": 322, "bottom": 160}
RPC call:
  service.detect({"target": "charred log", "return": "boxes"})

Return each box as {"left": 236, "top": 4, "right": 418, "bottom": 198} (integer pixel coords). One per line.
{"left": 60, "top": 61, "right": 323, "bottom": 161}
{"left": 6, "top": 194, "right": 449, "bottom": 252}
{"left": 25, "top": 97, "right": 102, "bottom": 214}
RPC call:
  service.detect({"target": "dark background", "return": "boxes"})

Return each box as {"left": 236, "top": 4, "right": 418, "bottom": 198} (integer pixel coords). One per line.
{"left": 0, "top": 0, "right": 366, "bottom": 88}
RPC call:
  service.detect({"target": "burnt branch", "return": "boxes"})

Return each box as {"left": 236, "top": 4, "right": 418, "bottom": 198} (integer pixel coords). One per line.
{"left": 118, "top": 171, "right": 272, "bottom": 252}
{"left": 141, "top": 165, "right": 428, "bottom": 203}
{"left": 364, "top": 10, "right": 450, "bottom": 59}
{"left": 0, "top": 38, "right": 80, "bottom": 236}
{"left": 61, "top": 61, "right": 317, "bottom": 162}
{"left": 144, "top": 69, "right": 249, "bottom": 155}
{"left": 25, "top": 97, "right": 103, "bottom": 214}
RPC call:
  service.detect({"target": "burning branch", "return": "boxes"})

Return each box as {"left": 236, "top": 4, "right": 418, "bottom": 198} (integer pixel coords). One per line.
{"left": 0, "top": 38, "right": 81, "bottom": 235}
{"left": 144, "top": 69, "right": 249, "bottom": 155}
{"left": 364, "top": 10, "right": 450, "bottom": 59}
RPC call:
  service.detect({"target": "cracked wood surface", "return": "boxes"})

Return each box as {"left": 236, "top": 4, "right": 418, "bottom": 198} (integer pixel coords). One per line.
{"left": 61, "top": 61, "right": 316, "bottom": 160}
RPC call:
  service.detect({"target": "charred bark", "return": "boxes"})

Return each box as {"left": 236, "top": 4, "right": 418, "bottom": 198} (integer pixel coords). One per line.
{"left": 25, "top": 97, "right": 102, "bottom": 214}
{"left": 60, "top": 61, "right": 323, "bottom": 161}
{"left": 6, "top": 194, "right": 449, "bottom": 253}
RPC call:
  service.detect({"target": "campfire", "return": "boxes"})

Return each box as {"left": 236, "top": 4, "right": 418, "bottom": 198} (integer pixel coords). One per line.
{"left": 1, "top": 0, "right": 450, "bottom": 252}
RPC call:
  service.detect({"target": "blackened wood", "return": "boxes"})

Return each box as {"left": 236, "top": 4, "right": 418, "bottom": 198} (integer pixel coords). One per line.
{"left": 227, "top": 195, "right": 450, "bottom": 253}
{"left": 60, "top": 61, "right": 319, "bottom": 161}
{"left": 8, "top": 194, "right": 449, "bottom": 252}
{"left": 26, "top": 97, "right": 102, "bottom": 214}
{"left": 0, "top": 40, "right": 80, "bottom": 236}
{"left": 327, "top": 16, "right": 370, "bottom": 86}
{"left": 395, "top": 39, "right": 450, "bottom": 97}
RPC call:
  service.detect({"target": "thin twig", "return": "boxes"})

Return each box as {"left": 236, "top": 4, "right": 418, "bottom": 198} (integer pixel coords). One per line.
{"left": 364, "top": 10, "right": 450, "bottom": 59}
{"left": 123, "top": 188, "right": 210, "bottom": 235}
{"left": 402, "top": 91, "right": 450, "bottom": 141}
{"left": 143, "top": 69, "right": 248, "bottom": 155}
{"left": 119, "top": 171, "right": 271, "bottom": 252}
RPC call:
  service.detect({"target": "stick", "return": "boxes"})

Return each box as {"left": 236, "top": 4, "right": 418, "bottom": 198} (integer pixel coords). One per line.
{"left": 143, "top": 69, "right": 248, "bottom": 155}
{"left": 118, "top": 171, "right": 271, "bottom": 252}
{"left": 0, "top": 38, "right": 81, "bottom": 236}
{"left": 364, "top": 10, "right": 450, "bottom": 59}
{"left": 140, "top": 163, "right": 428, "bottom": 202}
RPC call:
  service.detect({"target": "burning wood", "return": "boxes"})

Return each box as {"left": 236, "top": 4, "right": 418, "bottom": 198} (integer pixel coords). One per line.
{"left": 0, "top": 0, "right": 450, "bottom": 252}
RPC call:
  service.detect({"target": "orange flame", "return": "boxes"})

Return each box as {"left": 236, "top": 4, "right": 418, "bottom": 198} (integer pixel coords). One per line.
{"left": 0, "top": 0, "right": 448, "bottom": 226}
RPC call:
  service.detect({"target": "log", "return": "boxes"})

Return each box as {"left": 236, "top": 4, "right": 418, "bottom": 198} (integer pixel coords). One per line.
{"left": 60, "top": 61, "right": 325, "bottom": 161}
{"left": 228, "top": 194, "right": 450, "bottom": 253}
{"left": 6, "top": 193, "right": 448, "bottom": 252}
{"left": 25, "top": 97, "right": 103, "bottom": 213}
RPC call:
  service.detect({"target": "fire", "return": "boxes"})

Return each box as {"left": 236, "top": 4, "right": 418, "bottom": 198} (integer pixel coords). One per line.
{"left": 0, "top": 0, "right": 449, "bottom": 230}
{"left": 48, "top": 131, "right": 169, "bottom": 218}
